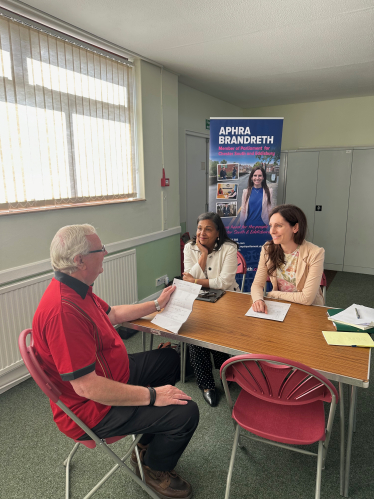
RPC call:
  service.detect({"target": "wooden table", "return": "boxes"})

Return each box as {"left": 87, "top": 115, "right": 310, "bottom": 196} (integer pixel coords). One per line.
{"left": 124, "top": 292, "right": 371, "bottom": 497}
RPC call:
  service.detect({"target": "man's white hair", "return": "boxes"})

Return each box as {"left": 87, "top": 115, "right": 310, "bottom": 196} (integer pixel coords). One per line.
{"left": 50, "top": 224, "right": 97, "bottom": 273}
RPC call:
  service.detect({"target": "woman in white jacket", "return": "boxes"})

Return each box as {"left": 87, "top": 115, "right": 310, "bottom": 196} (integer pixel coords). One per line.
{"left": 183, "top": 212, "right": 238, "bottom": 406}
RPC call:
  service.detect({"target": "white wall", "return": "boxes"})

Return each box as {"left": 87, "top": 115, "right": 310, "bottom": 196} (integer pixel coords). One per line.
{"left": 244, "top": 96, "right": 374, "bottom": 150}
{"left": 0, "top": 61, "right": 180, "bottom": 274}
{"left": 178, "top": 83, "right": 242, "bottom": 224}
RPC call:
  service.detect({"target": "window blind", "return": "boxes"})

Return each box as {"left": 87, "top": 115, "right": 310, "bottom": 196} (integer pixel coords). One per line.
{"left": 0, "top": 16, "right": 137, "bottom": 214}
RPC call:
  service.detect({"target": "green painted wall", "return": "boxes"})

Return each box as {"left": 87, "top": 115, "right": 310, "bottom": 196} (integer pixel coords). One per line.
{"left": 134, "top": 234, "right": 181, "bottom": 300}
{"left": 244, "top": 96, "right": 374, "bottom": 150}
{"left": 0, "top": 61, "right": 180, "bottom": 301}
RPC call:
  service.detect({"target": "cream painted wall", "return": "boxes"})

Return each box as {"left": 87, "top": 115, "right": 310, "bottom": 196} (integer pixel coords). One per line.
{"left": 178, "top": 83, "right": 242, "bottom": 224}
{"left": 0, "top": 62, "right": 180, "bottom": 281}
{"left": 244, "top": 96, "right": 374, "bottom": 151}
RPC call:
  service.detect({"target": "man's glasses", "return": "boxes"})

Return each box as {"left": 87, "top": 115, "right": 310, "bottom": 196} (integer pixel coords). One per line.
{"left": 88, "top": 244, "right": 106, "bottom": 254}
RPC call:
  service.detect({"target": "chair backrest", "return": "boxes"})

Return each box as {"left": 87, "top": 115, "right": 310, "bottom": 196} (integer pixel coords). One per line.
{"left": 236, "top": 252, "right": 247, "bottom": 275}
{"left": 18, "top": 329, "right": 62, "bottom": 404}
{"left": 18, "top": 329, "right": 125, "bottom": 448}
{"left": 221, "top": 354, "right": 338, "bottom": 406}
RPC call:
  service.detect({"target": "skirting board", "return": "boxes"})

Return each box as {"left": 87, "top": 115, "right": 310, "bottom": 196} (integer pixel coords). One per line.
{"left": 0, "top": 362, "right": 30, "bottom": 395}
{"left": 343, "top": 265, "right": 374, "bottom": 276}
{"left": 324, "top": 263, "right": 343, "bottom": 271}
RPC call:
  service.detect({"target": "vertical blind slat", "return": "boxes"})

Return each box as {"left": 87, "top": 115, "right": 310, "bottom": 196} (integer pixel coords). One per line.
{"left": 0, "top": 17, "right": 137, "bottom": 212}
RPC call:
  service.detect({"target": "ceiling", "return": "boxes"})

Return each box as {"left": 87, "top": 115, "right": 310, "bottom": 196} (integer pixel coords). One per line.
{"left": 9, "top": 0, "right": 374, "bottom": 108}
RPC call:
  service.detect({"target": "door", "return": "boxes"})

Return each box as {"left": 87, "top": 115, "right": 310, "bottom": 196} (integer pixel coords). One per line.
{"left": 313, "top": 149, "right": 353, "bottom": 269}
{"left": 343, "top": 148, "right": 374, "bottom": 274}
{"left": 285, "top": 151, "right": 319, "bottom": 240}
{"left": 186, "top": 133, "right": 209, "bottom": 235}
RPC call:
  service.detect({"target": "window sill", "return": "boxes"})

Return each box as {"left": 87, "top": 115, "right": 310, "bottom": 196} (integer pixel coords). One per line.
{"left": 0, "top": 197, "right": 146, "bottom": 216}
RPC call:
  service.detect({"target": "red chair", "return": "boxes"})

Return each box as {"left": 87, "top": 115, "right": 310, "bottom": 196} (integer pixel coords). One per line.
{"left": 18, "top": 329, "right": 159, "bottom": 499}
{"left": 236, "top": 252, "right": 247, "bottom": 292}
{"left": 220, "top": 354, "right": 338, "bottom": 499}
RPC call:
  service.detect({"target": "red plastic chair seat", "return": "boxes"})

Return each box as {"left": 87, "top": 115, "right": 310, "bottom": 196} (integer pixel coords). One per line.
{"left": 232, "top": 390, "right": 326, "bottom": 445}
{"left": 74, "top": 435, "right": 124, "bottom": 449}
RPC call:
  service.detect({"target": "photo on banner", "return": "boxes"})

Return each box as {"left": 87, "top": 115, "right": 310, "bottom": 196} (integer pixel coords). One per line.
{"left": 209, "top": 118, "right": 284, "bottom": 292}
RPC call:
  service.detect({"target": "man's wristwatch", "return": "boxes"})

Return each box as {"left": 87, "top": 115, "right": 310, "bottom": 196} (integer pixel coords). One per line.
{"left": 148, "top": 386, "right": 157, "bottom": 406}
{"left": 154, "top": 299, "right": 161, "bottom": 312}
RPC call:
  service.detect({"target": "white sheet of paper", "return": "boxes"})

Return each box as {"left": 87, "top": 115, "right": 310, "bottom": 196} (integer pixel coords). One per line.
{"left": 151, "top": 279, "right": 201, "bottom": 334}
{"left": 328, "top": 304, "right": 374, "bottom": 327}
{"left": 245, "top": 300, "right": 291, "bottom": 322}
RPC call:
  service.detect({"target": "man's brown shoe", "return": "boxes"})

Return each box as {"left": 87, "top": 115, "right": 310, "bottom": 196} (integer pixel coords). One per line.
{"left": 135, "top": 449, "right": 192, "bottom": 499}
{"left": 130, "top": 442, "right": 148, "bottom": 468}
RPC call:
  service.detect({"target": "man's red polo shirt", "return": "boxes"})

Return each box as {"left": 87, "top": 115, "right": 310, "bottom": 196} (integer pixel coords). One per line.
{"left": 32, "top": 272, "right": 130, "bottom": 439}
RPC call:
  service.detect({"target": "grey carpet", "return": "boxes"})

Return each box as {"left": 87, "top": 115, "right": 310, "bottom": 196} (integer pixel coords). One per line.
{"left": 325, "top": 272, "right": 374, "bottom": 309}
{"left": 1, "top": 274, "right": 374, "bottom": 499}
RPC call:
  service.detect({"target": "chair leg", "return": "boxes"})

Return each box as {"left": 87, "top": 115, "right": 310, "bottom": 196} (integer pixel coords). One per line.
{"left": 64, "top": 442, "right": 80, "bottom": 499}
{"left": 339, "top": 382, "right": 345, "bottom": 496}
{"left": 315, "top": 440, "right": 324, "bottom": 499}
{"left": 225, "top": 424, "right": 240, "bottom": 499}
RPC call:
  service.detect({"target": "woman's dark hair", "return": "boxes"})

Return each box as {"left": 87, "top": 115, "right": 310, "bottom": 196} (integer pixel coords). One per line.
{"left": 244, "top": 165, "right": 271, "bottom": 206}
{"left": 265, "top": 204, "right": 307, "bottom": 276}
{"left": 191, "top": 212, "right": 238, "bottom": 251}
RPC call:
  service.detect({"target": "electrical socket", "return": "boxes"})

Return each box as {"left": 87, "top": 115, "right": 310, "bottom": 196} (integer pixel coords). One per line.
{"left": 155, "top": 275, "right": 168, "bottom": 287}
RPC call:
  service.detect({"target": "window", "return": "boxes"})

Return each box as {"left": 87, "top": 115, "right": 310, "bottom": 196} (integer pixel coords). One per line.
{"left": 0, "top": 16, "right": 138, "bottom": 214}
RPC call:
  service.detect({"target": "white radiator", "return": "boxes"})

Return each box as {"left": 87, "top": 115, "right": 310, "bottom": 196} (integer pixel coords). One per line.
{"left": 0, "top": 249, "right": 137, "bottom": 394}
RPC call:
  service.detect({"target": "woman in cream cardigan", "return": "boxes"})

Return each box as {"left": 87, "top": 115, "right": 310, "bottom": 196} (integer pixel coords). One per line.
{"left": 183, "top": 212, "right": 238, "bottom": 407}
{"left": 251, "top": 204, "right": 325, "bottom": 313}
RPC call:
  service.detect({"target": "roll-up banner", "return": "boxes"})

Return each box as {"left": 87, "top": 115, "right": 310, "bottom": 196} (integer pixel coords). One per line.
{"left": 209, "top": 118, "right": 284, "bottom": 292}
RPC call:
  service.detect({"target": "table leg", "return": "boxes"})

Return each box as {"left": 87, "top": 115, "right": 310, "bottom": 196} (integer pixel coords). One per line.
{"left": 180, "top": 342, "right": 186, "bottom": 384}
{"left": 142, "top": 332, "right": 146, "bottom": 352}
{"left": 339, "top": 382, "right": 345, "bottom": 496}
{"left": 344, "top": 385, "right": 357, "bottom": 498}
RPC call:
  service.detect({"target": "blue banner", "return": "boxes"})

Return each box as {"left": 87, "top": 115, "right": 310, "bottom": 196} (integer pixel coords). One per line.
{"left": 209, "top": 118, "right": 284, "bottom": 292}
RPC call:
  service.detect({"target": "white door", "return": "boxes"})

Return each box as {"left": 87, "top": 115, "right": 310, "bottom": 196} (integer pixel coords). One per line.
{"left": 186, "top": 133, "right": 209, "bottom": 235}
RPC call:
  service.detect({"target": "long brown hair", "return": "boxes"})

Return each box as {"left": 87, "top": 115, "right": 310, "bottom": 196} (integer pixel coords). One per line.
{"left": 244, "top": 165, "right": 271, "bottom": 206}
{"left": 265, "top": 204, "right": 307, "bottom": 276}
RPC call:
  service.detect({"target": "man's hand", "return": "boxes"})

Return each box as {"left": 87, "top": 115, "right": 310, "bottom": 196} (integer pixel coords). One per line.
{"left": 252, "top": 299, "right": 268, "bottom": 314}
{"left": 157, "top": 285, "right": 176, "bottom": 309}
{"left": 154, "top": 385, "right": 192, "bottom": 406}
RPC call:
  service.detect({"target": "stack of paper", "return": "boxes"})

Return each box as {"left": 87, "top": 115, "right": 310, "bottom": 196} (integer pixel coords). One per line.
{"left": 327, "top": 304, "right": 374, "bottom": 331}
{"left": 322, "top": 331, "right": 374, "bottom": 348}
{"left": 151, "top": 279, "right": 201, "bottom": 334}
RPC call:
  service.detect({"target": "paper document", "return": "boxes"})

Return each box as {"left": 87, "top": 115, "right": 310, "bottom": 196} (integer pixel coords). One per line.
{"left": 151, "top": 279, "right": 201, "bottom": 334}
{"left": 245, "top": 300, "right": 291, "bottom": 322}
{"left": 327, "top": 304, "right": 374, "bottom": 330}
{"left": 322, "top": 331, "right": 374, "bottom": 348}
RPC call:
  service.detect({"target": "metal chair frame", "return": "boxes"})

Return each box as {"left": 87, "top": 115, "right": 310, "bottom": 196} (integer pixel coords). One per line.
{"left": 221, "top": 354, "right": 338, "bottom": 499}
{"left": 18, "top": 329, "right": 159, "bottom": 499}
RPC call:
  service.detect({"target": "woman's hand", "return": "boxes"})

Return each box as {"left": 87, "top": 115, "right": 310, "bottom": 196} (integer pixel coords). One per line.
{"left": 196, "top": 237, "right": 209, "bottom": 255}
{"left": 157, "top": 285, "right": 176, "bottom": 308}
{"left": 252, "top": 299, "right": 268, "bottom": 314}
{"left": 182, "top": 272, "right": 195, "bottom": 283}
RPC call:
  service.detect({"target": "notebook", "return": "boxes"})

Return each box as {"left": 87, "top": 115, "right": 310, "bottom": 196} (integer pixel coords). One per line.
{"left": 327, "top": 309, "right": 374, "bottom": 334}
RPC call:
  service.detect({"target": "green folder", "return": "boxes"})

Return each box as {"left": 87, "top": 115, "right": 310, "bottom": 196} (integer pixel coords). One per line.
{"left": 327, "top": 308, "right": 374, "bottom": 334}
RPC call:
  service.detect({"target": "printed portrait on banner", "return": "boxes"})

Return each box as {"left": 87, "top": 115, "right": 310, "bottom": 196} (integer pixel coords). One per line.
{"left": 209, "top": 118, "right": 284, "bottom": 291}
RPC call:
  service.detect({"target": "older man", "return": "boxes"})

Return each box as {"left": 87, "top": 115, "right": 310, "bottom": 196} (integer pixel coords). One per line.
{"left": 32, "top": 224, "right": 198, "bottom": 499}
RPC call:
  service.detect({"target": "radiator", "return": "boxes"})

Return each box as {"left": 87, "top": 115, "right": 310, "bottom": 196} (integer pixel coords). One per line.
{"left": 0, "top": 249, "right": 137, "bottom": 394}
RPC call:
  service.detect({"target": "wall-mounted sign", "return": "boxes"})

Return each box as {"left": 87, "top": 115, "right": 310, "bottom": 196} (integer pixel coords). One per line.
{"left": 205, "top": 119, "right": 210, "bottom": 130}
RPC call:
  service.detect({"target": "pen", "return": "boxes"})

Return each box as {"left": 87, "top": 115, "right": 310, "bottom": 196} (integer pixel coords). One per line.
{"left": 355, "top": 308, "right": 360, "bottom": 319}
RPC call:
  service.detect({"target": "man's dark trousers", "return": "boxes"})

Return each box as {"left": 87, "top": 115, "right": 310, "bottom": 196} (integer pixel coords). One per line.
{"left": 79, "top": 348, "right": 199, "bottom": 471}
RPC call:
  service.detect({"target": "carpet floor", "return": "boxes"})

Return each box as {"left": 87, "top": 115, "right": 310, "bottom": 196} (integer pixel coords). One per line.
{"left": 1, "top": 271, "right": 374, "bottom": 499}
